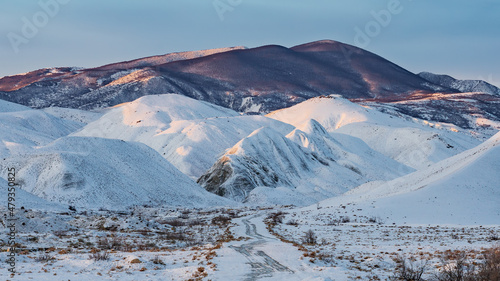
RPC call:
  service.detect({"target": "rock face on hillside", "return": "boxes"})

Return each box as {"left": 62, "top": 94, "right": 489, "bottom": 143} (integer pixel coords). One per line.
{"left": 198, "top": 123, "right": 413, "bottom": 204}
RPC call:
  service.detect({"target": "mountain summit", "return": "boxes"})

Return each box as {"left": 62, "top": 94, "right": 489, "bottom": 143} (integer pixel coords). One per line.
{"left": 1, "top": 40, "right": 499, "bottom": 130}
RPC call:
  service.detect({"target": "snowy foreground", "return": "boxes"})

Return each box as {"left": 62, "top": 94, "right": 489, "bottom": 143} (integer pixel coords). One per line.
{"left": 1, "top": 206, "right": 498, "bottom": 281}
{"left": 0, "top": 93, "right": 499, "bottom": 280}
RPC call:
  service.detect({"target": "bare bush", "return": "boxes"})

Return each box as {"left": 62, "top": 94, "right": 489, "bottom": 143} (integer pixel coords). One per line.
{"left": 327, "top": 218, "right": 340, "bottom": 226}
{"left": 434, "top": 246, "right": 500, "bottom": 281}
{"left": 368, "top": 216, "right": 384, "bottom": 224}
{"left": 476, "top": 246, "right": 500, "bottom": 280}
{"left": 89, "top": 250, "right": 110, "bottom": 261}
{"left": 266, "top": 211, "right": 286, "bottom": 225}
{"left": 286, "top": 219, "right": 299, "bottom": 226}
{"left": 302, "top": 229, "right": 317, "bottom": 245}
{"left": 340, "top": 216, "right": 351, "bottom": 223}
{"left": 489, "top": 233, "right": 500, "bottom": 242}
{"left": 433, "top": 251, "right": 475, "bottom": 281}
{"left": 151, "top": 255, "right": 165, "bottom": 265}
{"left": 211, "top": 215, "right": 231, "bottom": 225}
{"left": 390, "top": 255, "right": 428, "bottom": 281}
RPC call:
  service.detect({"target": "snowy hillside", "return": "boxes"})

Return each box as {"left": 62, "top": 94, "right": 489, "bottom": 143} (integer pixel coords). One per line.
{"left": 289, "top": 119, "right": 414, "bottom": 181}
{"left": 314, "top": 131, "right": 500, "bottom": 225}
{"left": 0, "top": 99, "right": 31, "bottom": 112}
{"left": 198, "top": 123, "right": 412, "bottom": 205}
{"left": 74, "top": 94, "right": 294, "bottom": 179}
{"left": 0, "top": 177, "right": 67, "bottom": 212}
{"left": 0, "top": 100, "right": 82, "bottom": 157}
{"left": 42, "top": 106, "right": 104, "bottom": 125}
{"left": 1, "top": 136, "right": 234, "bottom": 209}
{"left": 419, "top": 71, "right": 500, "bottom": 96}
{"left": 268, "top": 95, "right": 480, "bottom": 169}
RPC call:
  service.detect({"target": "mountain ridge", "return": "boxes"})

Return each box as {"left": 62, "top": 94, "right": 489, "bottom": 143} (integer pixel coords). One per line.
{"left": 1, "top": 40, "right": 499, "bottom": 132}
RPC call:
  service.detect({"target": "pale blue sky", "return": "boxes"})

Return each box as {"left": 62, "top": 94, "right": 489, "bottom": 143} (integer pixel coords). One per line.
{"left": 1, "top": 0, "right": 499, "bottom": 86}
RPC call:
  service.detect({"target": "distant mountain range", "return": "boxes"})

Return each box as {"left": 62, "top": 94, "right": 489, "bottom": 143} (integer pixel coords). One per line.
{"left": 1, "top": 40, "right": 499, "bottom": 131}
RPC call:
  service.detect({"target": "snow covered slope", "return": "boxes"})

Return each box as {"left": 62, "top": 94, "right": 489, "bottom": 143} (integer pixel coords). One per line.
{"left": 314, "top": 132, "right": 500, "bottom": 225}
{"left": 0, "top": 176, "right": 67, "bottom": 212}
{"left": 1, "top": 136, "right": 234, "bottom": 209}
{"left": 74, "top": 94, "right": 294, "bottom": 179}
{"left": 268, "top": 95, "right": 480, "bottom": 170}
{"left": 419, "top": 71, "right": 500, "bottom": 96}
{"left": 0, "top": 100, "right": 82, "bottom": 157}
{"left": 288, "top": 119, "right": 414, "bottom": 180}
{"left": 198, "top": 123, "right": 412, "bottom": 205}
{"left": 42, "top": 107, "right": 103, "bottom": 125}
{"left": 0, "top": 99, "right": 31, "bottom": 112}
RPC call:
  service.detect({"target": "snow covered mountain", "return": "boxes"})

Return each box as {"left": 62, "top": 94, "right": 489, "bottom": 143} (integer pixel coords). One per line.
{"left": 2, "top": 40, "right": 499, "bottom": 132}
{"left": 268, "top": 95, "right": 480, "bottom": 170}
{"left": 73, "top": 94, "right": 294, "bottom": 179}
{"left": 0, "top": 40, "right": 447, "bottom": 112}
{"left": 314, "top": 131, "right": 500, "bottom": 225}
{"left": 419, "top": 71, "right": 500, "bottom": 96}
{"left": 198, "top": 122, "right": 412, "bottom": 205}
{"left": 1, "top": 136, "right": 234, "bottom": 209}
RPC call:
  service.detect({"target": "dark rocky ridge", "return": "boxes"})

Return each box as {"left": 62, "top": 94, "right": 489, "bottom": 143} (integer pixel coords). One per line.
{"left": 0, "top": 40, "right": 447, "bottom": 111}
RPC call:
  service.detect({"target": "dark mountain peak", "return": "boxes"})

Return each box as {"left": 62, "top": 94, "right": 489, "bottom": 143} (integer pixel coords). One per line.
{"left": 291, "top": 39, "right": 360, "bottom": 53}
{"left": 2, "top": 40, "right": 500, "bottom": 130}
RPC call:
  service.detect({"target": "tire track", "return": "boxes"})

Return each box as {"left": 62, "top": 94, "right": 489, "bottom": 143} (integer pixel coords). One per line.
{"left": 229, "top": 216, "right": 294, "bottom": 281}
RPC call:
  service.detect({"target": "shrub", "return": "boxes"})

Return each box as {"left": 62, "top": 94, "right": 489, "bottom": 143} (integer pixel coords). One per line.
{"left": 266, "top": 211, "right": 286, "bottom": 225}
{"left": 433, "top": 251, "right": 475, "bottom": 281}
{"left": 211, "top": 215, "right": 231, "bottom": 225}
{"left": 390, "top": 255, "right": 428, "bottom": 281}
{"left": 434, "top": 246, "right": 500, "bottom": 281}
{"left": 151, "top": 255, "right": 165, "bottom": 265}
{"left": 327, "top": 218, "right": 340, "bottom": 226}
{"left": 89, "top": 251, "right": 110, "bottom": 261}
{"left": 340, "top": 216, "right": 351, "bottom": 223}
{"left": 368, "top": 216, "right": 384, "bottom": 224}
{"left": 476, "top": 246, "right": 500, "bottom": 280}
{"left": 286, "top": 219, "right": 299, "bottom": 226}
{"left": 302, "top": 229, "right": 317, "bottom": 245}
{"left": 489, "top": 233, "right": 500, "bottom": 241}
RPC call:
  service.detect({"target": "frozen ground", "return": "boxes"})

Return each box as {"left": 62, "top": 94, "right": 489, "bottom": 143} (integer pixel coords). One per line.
{"left": 1, "top": 206, "right": 498, "bottom": 280}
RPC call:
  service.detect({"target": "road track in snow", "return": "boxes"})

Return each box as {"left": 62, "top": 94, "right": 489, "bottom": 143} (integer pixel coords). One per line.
{"left": 229, "top": 217, "right": 294, "bottom": 280}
